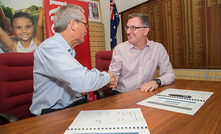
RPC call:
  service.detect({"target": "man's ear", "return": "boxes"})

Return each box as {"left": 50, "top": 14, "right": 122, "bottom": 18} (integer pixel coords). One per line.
{"left": 70, "top": 20, "right": 77, "bottom": 31}
{"left": 144, "top": 27, "right": 150, "bottom": 36}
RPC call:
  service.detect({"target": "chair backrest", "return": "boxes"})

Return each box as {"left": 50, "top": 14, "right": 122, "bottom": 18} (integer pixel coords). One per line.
{"left": 95, "top": 51, "right": 113, "bottom": 99}
{"left": 95, "top": 51, "right": 113, "bottom": 72}
{"left": 0, "top": 53, "right": 35, "bottom": 123}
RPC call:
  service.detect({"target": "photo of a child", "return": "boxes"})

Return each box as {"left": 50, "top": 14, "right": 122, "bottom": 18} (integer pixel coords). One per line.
{"left": 0, "top": 0, "right": 43, "bottom": 53}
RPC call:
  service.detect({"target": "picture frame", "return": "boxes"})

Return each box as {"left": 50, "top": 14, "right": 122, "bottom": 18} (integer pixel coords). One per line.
{"left": 0, "top": 0, "right": 42, "bottom": 52}
{"left": 88, "top": 0, "right": 102, "bottom": 23}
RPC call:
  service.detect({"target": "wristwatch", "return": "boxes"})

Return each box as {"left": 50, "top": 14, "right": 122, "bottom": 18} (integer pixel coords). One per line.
{"left": 154, "top": 79, "right": 161, "bottom": 87}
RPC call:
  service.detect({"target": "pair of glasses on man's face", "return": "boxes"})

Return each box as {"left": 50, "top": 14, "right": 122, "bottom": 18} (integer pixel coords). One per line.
{"left": 124, "top": 26, "right": 147, "bottom": 31}
{"left": 76, "top": 20, "right": 89, "bottom": 29}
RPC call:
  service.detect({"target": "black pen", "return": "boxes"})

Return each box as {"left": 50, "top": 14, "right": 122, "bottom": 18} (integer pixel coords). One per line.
{"left": 169, "top": 94, "right": 192, "bottom": 98}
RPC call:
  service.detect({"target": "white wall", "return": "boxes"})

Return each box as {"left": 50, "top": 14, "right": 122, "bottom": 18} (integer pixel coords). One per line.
{"left": 100, "top": 0, "right": 149, "bottom": 50}
{"left": 99, "top": 0, "right": 111, "bottom": 50}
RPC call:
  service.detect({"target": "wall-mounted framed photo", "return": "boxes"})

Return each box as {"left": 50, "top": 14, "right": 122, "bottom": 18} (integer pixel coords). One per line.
{"left": 0, "top": 0, "right": 43, "bottom": 52}
{"left": 88, "top": 0, "right": 102, "bottom": 23}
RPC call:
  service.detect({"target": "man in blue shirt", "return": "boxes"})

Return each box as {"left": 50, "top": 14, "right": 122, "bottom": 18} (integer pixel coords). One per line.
{"left": 30, "top": 4, "right": 117, "bottom": 116}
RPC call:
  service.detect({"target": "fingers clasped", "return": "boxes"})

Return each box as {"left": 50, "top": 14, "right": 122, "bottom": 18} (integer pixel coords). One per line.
{"left": 106, "top": 72, "right": 117, "bottom": 88}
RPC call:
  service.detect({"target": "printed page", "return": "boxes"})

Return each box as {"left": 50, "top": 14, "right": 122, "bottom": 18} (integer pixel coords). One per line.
{"left": 64, "top": 108, "right": 150, "bottom": 134}
{"left": 137, "top": 88, "right": 213, "bottom": 115}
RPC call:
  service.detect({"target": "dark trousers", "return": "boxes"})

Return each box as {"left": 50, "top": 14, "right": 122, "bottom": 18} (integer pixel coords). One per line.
{"left": 41, "top": 98, "right": 88, "bottom": 115}
{"left": 111, "top": 90, "right": 121, "bottom": 95}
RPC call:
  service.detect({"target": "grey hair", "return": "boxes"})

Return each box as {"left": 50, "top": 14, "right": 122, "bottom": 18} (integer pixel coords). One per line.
{"left": 128, "top": 13, "right": 151, "bottom": 29}
{"left": 54, "top": 4, "right": 84, "bottom": 32}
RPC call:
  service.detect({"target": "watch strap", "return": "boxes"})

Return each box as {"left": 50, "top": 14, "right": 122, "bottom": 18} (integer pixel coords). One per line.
{"left": 154, "top": 79, "right": 161, "bottom": 87}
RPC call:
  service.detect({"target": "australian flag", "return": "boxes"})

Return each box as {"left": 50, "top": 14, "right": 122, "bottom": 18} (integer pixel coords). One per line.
{"left": 110, "top": 0, "right": 120, "bottom": 49}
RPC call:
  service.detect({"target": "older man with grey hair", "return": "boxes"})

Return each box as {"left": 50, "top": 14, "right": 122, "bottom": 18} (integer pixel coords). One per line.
{"left": 30, "top": 4, "right": 117, "bottom": 116}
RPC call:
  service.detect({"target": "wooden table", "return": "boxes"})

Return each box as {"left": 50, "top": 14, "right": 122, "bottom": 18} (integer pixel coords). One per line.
{"left": 0, "top": 80, "right": 220, "bottom": 134}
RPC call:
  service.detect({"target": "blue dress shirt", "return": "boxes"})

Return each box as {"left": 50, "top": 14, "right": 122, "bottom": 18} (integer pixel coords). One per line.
{"left": 30, "top": 33, "right": 110, "bottom": 116}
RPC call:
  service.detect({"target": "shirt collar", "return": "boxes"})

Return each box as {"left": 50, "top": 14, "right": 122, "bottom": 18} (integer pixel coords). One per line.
{"left": 128, "top": 37, "right": 150, "bottom": 51}
{"left": 55, "top": 33, "right": 75, "bottom": 56}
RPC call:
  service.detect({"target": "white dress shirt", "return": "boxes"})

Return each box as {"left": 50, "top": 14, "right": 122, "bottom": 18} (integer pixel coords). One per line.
{"left": 109, "top": 38, "right": 175, "bottom": 93}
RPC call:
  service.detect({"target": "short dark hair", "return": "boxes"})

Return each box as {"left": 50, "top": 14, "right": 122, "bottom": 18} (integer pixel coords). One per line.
{"left": 128, "top": 13, "right": 151, "bottom": 29}
{"left": 11, "top": 12, "right": 34, "bottom": 28}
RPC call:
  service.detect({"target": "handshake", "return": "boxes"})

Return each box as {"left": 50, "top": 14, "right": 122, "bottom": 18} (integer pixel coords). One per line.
{"left": 106, "top": 72, "right": 117, "bottom": 88}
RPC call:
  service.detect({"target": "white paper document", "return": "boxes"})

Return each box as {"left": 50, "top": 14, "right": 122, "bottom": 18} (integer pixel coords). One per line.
{"left": 64, "top": 108, "right": 150, "bottom": 134}
{"left": 137, "top": 88, "right": 213, "bottom": 115}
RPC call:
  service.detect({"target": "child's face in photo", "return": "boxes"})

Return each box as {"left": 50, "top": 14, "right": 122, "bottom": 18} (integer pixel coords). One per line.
{"left": 12, "top": 17, "right": 34, "bottom": 41}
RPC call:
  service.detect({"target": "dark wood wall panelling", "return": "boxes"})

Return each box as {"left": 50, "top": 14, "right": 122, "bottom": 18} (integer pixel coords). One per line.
{"left": 121, "top": 0, "right": 221, "bottom": 69}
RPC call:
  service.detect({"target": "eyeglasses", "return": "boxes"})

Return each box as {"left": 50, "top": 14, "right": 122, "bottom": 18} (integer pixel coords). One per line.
{"left": 76, "top": 21, "right": 89, "bottom": 29}
{"left": 124, "top": 26, "right": 147, "bottom": 31}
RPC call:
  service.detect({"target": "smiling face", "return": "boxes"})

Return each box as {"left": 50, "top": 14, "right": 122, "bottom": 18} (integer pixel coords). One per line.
{"left": 12, "top": 17, "right": 34, "bottom": 42}
{"left": 126, "top": 17, "right": 149, "bottom": 47}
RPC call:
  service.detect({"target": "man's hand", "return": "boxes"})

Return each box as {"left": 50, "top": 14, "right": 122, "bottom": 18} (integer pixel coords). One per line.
{"left": 80, "top": 92, "right": 90, "bottom": 101}
{"left": 139, "top": 80, "right": 159, "bottom": 92}
{"left": 106, "top": 72, "right": 117, "bottom": 88}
